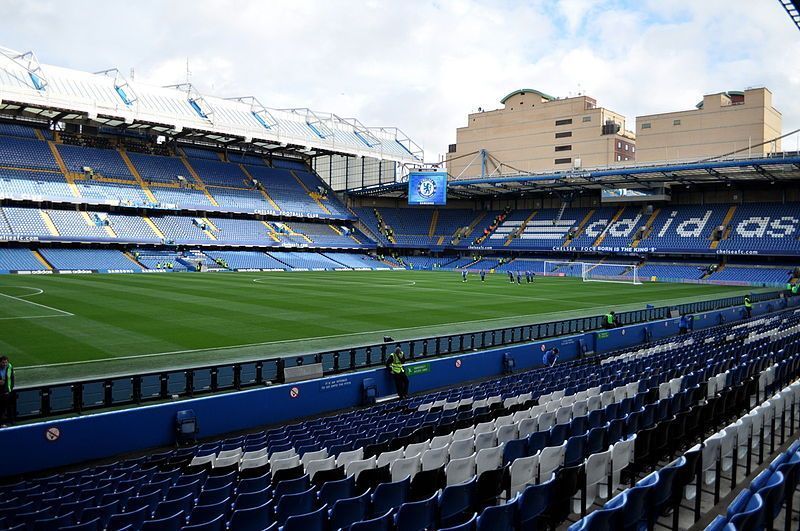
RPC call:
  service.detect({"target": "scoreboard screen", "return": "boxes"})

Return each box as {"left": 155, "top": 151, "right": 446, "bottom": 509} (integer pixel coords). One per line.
{"left": 408, "top": 172, "right": 447, "bottom": 206}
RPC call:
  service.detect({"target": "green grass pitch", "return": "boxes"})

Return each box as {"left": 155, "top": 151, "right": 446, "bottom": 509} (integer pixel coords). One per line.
{"left": 0, "top": 270, "right": 755, "bottom": 386}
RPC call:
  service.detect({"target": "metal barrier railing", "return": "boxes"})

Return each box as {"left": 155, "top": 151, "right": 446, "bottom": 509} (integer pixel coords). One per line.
{"left": 9, "top": 290, "right": 784, "bottom": 423}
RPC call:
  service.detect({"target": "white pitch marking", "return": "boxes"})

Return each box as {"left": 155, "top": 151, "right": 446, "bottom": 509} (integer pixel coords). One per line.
{"left": 0, "top": 286, "right": 44, "bottom": 298}
{"left": 252, "top": 277, "right": 417, "bottom": 288}
{"left": 0, "top": 291, "right": 74, "bottom": 317}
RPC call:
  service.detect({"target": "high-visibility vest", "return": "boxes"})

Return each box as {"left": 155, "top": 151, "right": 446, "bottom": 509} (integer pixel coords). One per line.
{"left": 793, "top": 285, "right": 799, "bottom": 294}
{"left": 744, "top": 297, "right": 752, "bottom": 308}
{"left": 1, "top": 363, "right": 12, "bottom": 392}
{"left": 605, "top": 314, "right": 614, "bottom": 325}
{"left": 389, "top": 352, "right": 405, "bottom": 374}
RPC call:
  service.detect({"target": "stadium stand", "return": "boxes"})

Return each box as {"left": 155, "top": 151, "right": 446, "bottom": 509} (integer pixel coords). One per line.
{"left": 4, "top": 305, "right": 800, "bottom": 530}
{"left": 203, "top": 250, "right": 289, "bottom": 271}
{"left": 267, "top": 252, "right": 345, "bottom": 270}
{"left": 39, "top": 248, "right": 141, "bottom": 271}
{"left": 57, "top": 144, "right": 135, "bottom": 180}
{"left": 0, "top": 248, "right": 47, "bottom": 271}
{"left": 0, "top": 135, "right": 58, "bottom": 170}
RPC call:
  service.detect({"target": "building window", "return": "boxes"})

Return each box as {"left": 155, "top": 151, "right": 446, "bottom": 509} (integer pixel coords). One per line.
{"left": 555, "top": 145, "right": 572, "bottom": 152}
{"left": 632, "top": 146, "right": 635, "bottom": 153}
{"left": 641, "top": 123, "right": 651, "bottom": 129}
{"left": 617, "top": 142, "right": 622, "bottom": 148}
{"left": 555, "top": 118, "right": 573, "bottom": 126}
{"left": 582, "top": 116, "right": 592, "bottom": 122}
{"left": 673, "top": 119, "right": 681, "bottom": 126}
{"left": 555, "top": 131, "right": 572, "bottom": 139}
{"left": 554, "top": 157, "right": 572, "bottom": 164}
{"left": 617, "top": 155, "right": 622, "bottom": 161}
{"left": 624, "top": 144, "right": 629, "bottom": 151}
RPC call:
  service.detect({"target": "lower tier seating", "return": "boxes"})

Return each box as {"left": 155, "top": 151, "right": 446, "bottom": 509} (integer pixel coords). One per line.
{"left": 4, "top": 309, "right": 800, "bottom": 530}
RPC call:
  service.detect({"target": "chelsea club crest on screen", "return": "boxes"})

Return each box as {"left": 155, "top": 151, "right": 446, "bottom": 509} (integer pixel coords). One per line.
{"left": 417, "top": 178, "right": 437, "bottom": 199}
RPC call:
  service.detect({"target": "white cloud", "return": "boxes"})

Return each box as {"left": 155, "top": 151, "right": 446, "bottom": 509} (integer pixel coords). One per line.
{"left": 0, "top": 0, "right": 797, "bottom": 161}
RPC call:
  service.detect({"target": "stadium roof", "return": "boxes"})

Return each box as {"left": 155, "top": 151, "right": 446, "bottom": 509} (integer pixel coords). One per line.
{"left": 0, "top": 45, "right": 423, "bottom": 163}
{"left": 779, "top": 0, "right": 800, "bottom": 30}
{"left": 347, "top": 154, "right": 800, "bottom": 198}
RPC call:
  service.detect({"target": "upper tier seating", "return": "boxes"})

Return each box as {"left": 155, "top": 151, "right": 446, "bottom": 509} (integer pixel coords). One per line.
{"left": 0, "top": 122, "right": 42, "bottom": 139}
{"left": 640, "top": 205, "right": 729, "bottom": 250}
{"left": 0, "top": 136, "right": 58, "bottom": 170}
{"left": 188, "top": 158, "right": 249, "bottom": 187}
{"left": 128, "top": 152, "right": 190, "bottom": 184}
{"left": 0, "top": 169, "right": 73, "bottom": 199}
{"left": 47, "top": 209, "right": 109, "bottom": 238}
{"left": 181, "top": 147, "right": 221, "bottom": 160}
{"left": 57, "top": 144, "right": 134, "bottom": 180}
{"left": 717, "top": 203, "right": 800, "bottom": 253}
{"left": 245, "top": 166, "right": 328, "bottom": 216}
{"left": 2, "top": 207, "right": 50, "bottom": 235}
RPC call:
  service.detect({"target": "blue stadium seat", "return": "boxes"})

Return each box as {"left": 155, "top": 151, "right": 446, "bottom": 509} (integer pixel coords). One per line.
{"left": 350, "top": 508, "right": 394, "bottom": 531}
{"left": 106, "top": 506, "right": 149, "bottom": 530}
{"left": 227, "top": 501, "right": 273, "bottom": 531}
{"left": 188, "top": 499, "right": 230, "bottom": 526}
{"left": 395, "top": 491, "right": 438, "bottom": 531}
{"left": 438, "top": 476, "right": 477, "bottom": 528}
{"left": 57, "top": 517, "right": 102, "bottom": 531}
{"left": 282, "top": 504, "right": 329, "bottom": 531}
{"left": 371, "top": 477, "right": 410, "bottom": 517}
{"left": 476, "top": 501, "right": 515, "bottom": 531}
{"left": 319, "top": 475, "right": 357, "bottom": 510}
{"left": 329, "top": 489, "right": 371, "bottom": 530}
{"left": 274, "top": 486, "right": 317, "bottom": 525}
{"left": 182, "top": 513, "right": 225, "bottom": 531}
{"left": 515, "top": 474, "right": 555, "bottom": 529}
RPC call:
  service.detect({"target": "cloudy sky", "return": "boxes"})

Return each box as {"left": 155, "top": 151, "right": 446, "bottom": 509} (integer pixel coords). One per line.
{"left": 2, "top": 0, "right": 799, "bottom": 161}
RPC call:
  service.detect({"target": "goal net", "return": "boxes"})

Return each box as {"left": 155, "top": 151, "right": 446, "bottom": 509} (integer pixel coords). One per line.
{"left": 581, "top": 262, "right": 641, "bottom": 285}
{"left": 542, "top": 261, "right": 584, "bottom": 277}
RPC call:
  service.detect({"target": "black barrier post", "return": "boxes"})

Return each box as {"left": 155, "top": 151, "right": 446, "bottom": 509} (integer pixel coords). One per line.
{"left": 72, "top": 384, "right": 82, "bottom": 415}
{"left": 333, "top": 352, "right": 340, "bottom": 372}
{"left": 132, "top": 377, "right": 141, "bottom": 405}
{"left": 104, "top": 380, "right": 113, "bottom": 407}
{"left": 159, "top": 374, "right": 168, "bottom": 398}
{"left": 255, "top": 362, "right": 263, "bottom": 385}
{"left": 470, "top": 334, "right": 475, "bottom": 350}
{"left": 233, "top": 364, "right": 242, "bottom": 390}
{"left": 186, "top": 371, "right": 194, "bottom": 398}
{"left": 210, "top": 367, "right": 218, "bottom": 392}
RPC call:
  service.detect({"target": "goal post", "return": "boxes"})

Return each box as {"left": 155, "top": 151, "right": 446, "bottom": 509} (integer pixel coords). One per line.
{"left": 581, "top": 262, "right": 641, "bottom": 285}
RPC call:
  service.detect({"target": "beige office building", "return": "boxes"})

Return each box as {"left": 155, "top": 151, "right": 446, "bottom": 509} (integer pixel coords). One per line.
{"left": 446, "top": 89, "right": 636, "bottom": 179}
{"left": 635, "top": 88, "right": 782, "bottom": 163}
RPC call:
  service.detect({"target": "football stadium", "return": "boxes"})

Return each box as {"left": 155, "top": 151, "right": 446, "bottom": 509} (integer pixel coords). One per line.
{"left": 1, "top": 1, "right": 800, "bottom": 530}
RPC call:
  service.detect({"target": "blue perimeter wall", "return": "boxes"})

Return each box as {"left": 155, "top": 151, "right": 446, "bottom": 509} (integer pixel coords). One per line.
{"left": 2, "top": 296, "right": 797, "bottom": 478}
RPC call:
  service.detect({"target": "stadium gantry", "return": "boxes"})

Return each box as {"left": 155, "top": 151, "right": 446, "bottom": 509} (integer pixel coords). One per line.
{"left": 2, "top": 44, "right": 800, "bottom": 531}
